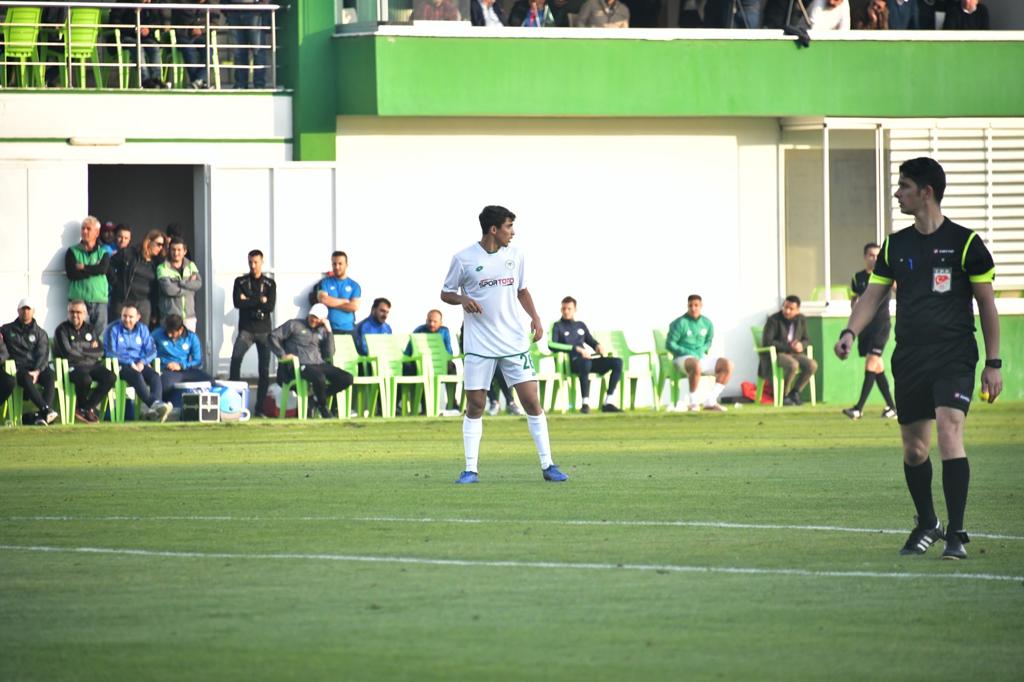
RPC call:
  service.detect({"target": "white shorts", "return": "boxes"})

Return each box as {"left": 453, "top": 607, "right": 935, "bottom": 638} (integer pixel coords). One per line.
{"left": 674, "top": 355, "right": 718, "bottom": 375}
{"left": 464, "top": 353, "right": 536, "bottom": 391}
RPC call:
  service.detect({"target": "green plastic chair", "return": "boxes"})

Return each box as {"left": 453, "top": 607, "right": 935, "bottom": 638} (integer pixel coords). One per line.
{"left": 107, "top": 357, "right": 160, "bottom": 422}
{"left": 594, "top": 330, "right": 657, "bottom": 411}
{"left": 652, "top": 329, "right": 686, "bottom": 410}
{"left": 54, "top": 357, "right": 114, "bottom": 424}
{"left": 529, "top": 341, "right": 565, "bottom": 414}
{"left": 365, "top": 335, "right": 429, "bottom": 418}
{"left": 751, "top": 327, "right": 816, "bottom": 407}
{"left": 2, "top": 359, "right": 24, "bottom": 426}
{"left": 55, "top": 7, "right": 105, "bottom": 88}
{"left": 277, "top": 356, "right": 309, "bottom": 420}
{"left": 1, "top": 6, "right": 45, "bottom": 88}
{"left": 330, "top": 334, "right": 386, "bottom": 419}
{"left": 409, "top": 333, "right": 463, "bottom": 416}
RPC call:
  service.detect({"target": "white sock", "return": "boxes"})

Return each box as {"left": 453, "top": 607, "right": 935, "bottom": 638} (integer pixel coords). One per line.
{"left": 605, "top": 389, "right": 616, "bottom": 405}
{"left": 581, "top": 396, "right": 590, "bottom": 407}
{"left": 705, "top": 383, "right": 726, "bottom": 406}
{"left": 462, "top": 416, "right": 482, "bottom": 473}
{"left": 688, "top": 392, "right": 699, "bottom": 407}
{"left": 526, "top": 413, "right": 553, "bottom": 469}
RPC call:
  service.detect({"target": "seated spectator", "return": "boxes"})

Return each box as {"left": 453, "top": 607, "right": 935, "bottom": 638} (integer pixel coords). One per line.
{"left": 270, "top": 303, "right": 354, "bottom": 419}
{"left": 0, "top": 299, "right": 58, "bottom": 426}
{"left": 472, "top": 0, "right": 507, "bottom": 25}
{"left": 577, "top": 0, "right": 630, "bottom": 27}
{"left": 666, "top": 294, "right": 733, "bottom": 412}
{"left": 809, "top": 0, "right": 851, "bottom": 29}
{"left": 761, "top": 295, "right": 818, "bottom": 406}
{"left": 316, "top": 251, "right": 361, "bottom": 335}
{"left": 887, "top": 0, "right": 918, "bottom": 29}
{"left": 853, "top": 0, "right": 888, "bottom": 29}
{"left": 549, "top": 296, "right": 622, "bottom": 414}
{"left": 509, "top": 0, "right": 557, "bottom": 25}
{"left": 157, "top": 238, "right": 202, "bottom": 332}
{"left": 110, "top": 0, "right": 168, "bottom": 88}
{"left": 354, "top": 298, "right": 393, "bottom": 356}
{"left": 704, "top": 0, "right": 761, "bottom": 27}
{"left": 110, "top": 229, "right": 165, "bottom": 329}
{"left": 0, "top": 329, "right": 16, "bottom": 412}
{"left": 679, "top": 0, "right": 705, "bottom": 27}
{"left": 405, "top": 309, "right": 459, "bottom": 414}
{"left": 65, "top": 215, "right": 111, "bottom": 337}
{"left": 104, "top": 304, "right": 172, "bottom": 421}
{"left": 153, "top": 314, "right": 215, "bottom": 403}
{"left": 943, "top": 0, "right": 988, "bottom": 29}
{"left": 549, "top": 0, "right": 585, "bottom": 25}
{"left": 415, "top": 0, "right": 462, "bottom": 20}
{"left": 171, "top": 0, "right": 212, "bottom": 88}
{"left": 54, "top": 300, "right": 117, "bottom": 424}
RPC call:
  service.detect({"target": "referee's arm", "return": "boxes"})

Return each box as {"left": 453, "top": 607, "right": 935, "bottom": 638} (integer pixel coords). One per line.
{"left": 834, "top": 282, "right": 890, "bottom": 360}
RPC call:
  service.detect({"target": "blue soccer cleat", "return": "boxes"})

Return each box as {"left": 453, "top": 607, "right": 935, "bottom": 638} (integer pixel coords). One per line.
{"left": 456, "top": 470, "right": 479, "bottom": 484}
{"left": 542, "top": 464, "right": 568, "bottom": 482}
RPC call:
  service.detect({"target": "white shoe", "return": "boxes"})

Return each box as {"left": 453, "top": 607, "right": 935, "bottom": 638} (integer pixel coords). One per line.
{"left": 703, "top": 402, "right": 727, "bottom": 412}
{"left": 441, "top": 408, "right": 462, "bottom": 417}
{"left": 154, "top": 401, "right": 173, "bottom": 423}
{"left": 506, "top": 402, "right": 525, "bottom": 417}
{"left": 486, "top": 400, "right": 500, "bottom": 417}
{"left": 687, "top": 404, "right": 701, "bottom": 412}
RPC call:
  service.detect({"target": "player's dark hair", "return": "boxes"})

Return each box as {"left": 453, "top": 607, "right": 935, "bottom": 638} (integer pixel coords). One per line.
{"left": 899, "top": 157, "right": 946, "bottom": 203}
{"left": 687, "top": 294, "right": 702, "bottom": 303}
{"left": 784, "top": 295, "right": 801, "bottom": 307}
{"left": 479, "top": 205, "right": 516, "bottom": 234}
{"left": 561, "top": 296, "right": 577, "bottom": 306}
{"left": 248, "top": 249, "right": 264, "bottom": 259}
{"left": 863, "top": 242, "right": 880, "bottom": 255}
{"left": 372, "top": 297, "right": 391, "bottom": 309}
{"left": 331, "top": 250, "right": 347, "bottom": 261}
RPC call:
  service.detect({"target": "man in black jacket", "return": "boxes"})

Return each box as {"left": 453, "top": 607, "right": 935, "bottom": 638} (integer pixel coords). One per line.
{"left": 761, "top": 295, "right": 818, "bottom": 406}
{"left": 54, "top": 300, "right": 117, "bottom": 423}
{"left": 229, "top": 249, "right": 276, "bottom": 417}
{"left": 270, "top": 304, "right": 352, "bottom": 418}
{"left": 0, "top": 328, "right": 17, "bottom": 412}
{"left": 1, "top": 299, "right": 58, "bottom": 425}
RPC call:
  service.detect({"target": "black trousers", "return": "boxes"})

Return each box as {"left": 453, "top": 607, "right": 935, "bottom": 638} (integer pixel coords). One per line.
{"left": 277, "top": 363, "right": 353, "bottom": 410}
{"left": 69, "top": 363, "right": 117, "bottom": 411}
{"left": 230, "top": 330, "right": 272, "bottom": 413}
{"left": 119, "top": 364, "right": 162, "bottom": 407}
{"left": 16, "top": 367, "right": 55, "bottom": 412}
{"left": 0, "top": 371, "right": 17, "bottom": 408}
{"left": 571, "top": 356, "right": 623, "bottom": 400}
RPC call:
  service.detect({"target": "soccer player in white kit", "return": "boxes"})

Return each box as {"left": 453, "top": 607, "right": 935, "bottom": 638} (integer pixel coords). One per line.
{"left": 441, "top": 205, "right": 568, "bottom": 484}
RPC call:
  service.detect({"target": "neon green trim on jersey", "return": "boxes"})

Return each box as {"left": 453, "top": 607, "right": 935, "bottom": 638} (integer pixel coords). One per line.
{"left": 883, "top": 237, "right": 890, "bottom": 268}
{"left": 962, "top": 232, "right": 978, "bottom": 271}
{"left": 868, "top": 273, "right": 893, "bottom": 286}
{"left": 969, "top": 268, "right": 995, "bottom": 284}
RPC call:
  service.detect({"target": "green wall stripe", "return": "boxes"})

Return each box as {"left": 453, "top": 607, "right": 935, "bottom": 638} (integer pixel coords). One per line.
{"left": 0, "top": 138, "right": 291, "bottom": 144}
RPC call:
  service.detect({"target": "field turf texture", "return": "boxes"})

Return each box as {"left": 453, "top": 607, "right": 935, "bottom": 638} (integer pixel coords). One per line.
{"left": 2, "top": 404, "right": 1022, "bottom": 681}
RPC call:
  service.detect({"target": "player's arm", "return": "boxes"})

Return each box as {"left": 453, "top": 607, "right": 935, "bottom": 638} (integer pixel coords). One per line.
{"left": 441, "top": 290, "right": 482, "bottom": 314}
{"left": 517, "top": 288, "right": 543, "bottom": 342}
{"left": 973, "top": 280, "right": 1002, "bottom": 402}
{"left": 834, "top": 282, "right": 889, "bottom": 359}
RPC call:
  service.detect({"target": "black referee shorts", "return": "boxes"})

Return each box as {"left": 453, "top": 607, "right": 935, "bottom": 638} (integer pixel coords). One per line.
{"left": 891, "top": 341, "right": 978, "bottom": 425}
{"left": 857, "top": 321, "right": 891, "bottom": 358}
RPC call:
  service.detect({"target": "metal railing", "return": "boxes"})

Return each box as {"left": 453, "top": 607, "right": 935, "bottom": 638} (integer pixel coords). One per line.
{"left": 0, "top": 1, "right": 279, "bottom": 90}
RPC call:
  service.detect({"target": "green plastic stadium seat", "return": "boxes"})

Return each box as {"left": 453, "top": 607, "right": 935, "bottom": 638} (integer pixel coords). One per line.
{"left": 330, "top": 334, "right": 386, "bottom": 419}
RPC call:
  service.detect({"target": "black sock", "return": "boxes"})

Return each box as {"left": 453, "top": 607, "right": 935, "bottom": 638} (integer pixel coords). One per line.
{"left": 904, "top": 459, "right": 937, "bottom": 528}
{"left": 855, "top": 371, "right": 876, "bottom": 410}
{"left": 875, "top": 372, "right": 895, "bottom": 409}
{"left": 942, "top": 458, "right": 970, "bottom": 533}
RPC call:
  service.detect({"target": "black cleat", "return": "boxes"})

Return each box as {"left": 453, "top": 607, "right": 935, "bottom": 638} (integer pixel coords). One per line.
{"left": 842, "top": 407, "right": 862, "bottom": 420}
{"left": 601, "top": 403, "right": 622, "bottom": 413}
{"left": 941, "top": 530, "right": 970, "bottom": 560}
{"left": 579, "top": 404, "right": 590, "bottom": 414}
{"left": 899, "top": 516, "right": 944, "bottom": 556}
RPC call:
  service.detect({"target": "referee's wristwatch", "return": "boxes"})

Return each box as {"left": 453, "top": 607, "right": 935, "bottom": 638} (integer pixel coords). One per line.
{"left": 985, "top": 358, "right": 1002, "bottom": 369}
{"left": 838, "top": 328, "right": 856, "bottom": 341}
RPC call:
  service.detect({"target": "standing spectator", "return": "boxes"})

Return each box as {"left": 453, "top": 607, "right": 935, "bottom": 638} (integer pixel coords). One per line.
{"left": 853, "top": 0, "right": 889, "bottom": 29}
{"left": 54, "top": 300, "right": 117, "bottom": 424}
{"left": 65, "top": 216, "right": 111, "bottom": 337}
{"left": 0, "top": 329, "right": 17, "bottom": 412}
{"left": 548, "top": 0, "right": 585, "bottom": 25}
{"left": 226, "top": 0, "right": 269, "bottom": 88}
{"left": 99, "top": 222, "right": 118, "bottom": 256}
{"left": 115, "top": 225, "right": 132, "bottom": 253}
{"left": 270, "top": 304, "right": 354, "bottom": 419}
{"left": 110, "top": 229, "right": 165, "bottom": 328}
{"left": 157, "top": 238, "right": 202, "bottom": 332}
{"left": 887, "top": 0, "right": 918, "bottom": 29}
{"left": 549, "top": 296, "right": 622, "bottom": 414}
{"left": 229, "top": 249, "right": 276, "bottom": 417}
{"left": 761, "top": 295, "right": 819, "bottom": 406}
{"left": 509, "top": 0, "right": 556, "bottom": 25}
{"left": 415, "top": 0, "right": 462, "bottom": 20}
{"left": 153, "top": 314, "right": 214, "bottom": 402}
{"left": 704, "top": 0, "right": 761, "bottom": 27}
{"left": 943, "top": 0, "right": 988, "bottom": 29}
{"left": 111, "top": 0, "right": 168, "bottom": 88}
{"left": 577, "top": 0, "right": 630, "bottom": 26}
{"left": 104, "top": 304, "right": 172, "bottom": 421}
{"left": 1, "top": 299, "right": 58, "bottom": 426}
{"left": 809, "top": 0, "right": 851, "bottom": 29}
{"left": 316, "top": 251, "right": 361, "bottom": 335}
{"left": 679, "top": 0, "right": 705, "bottom": 26}
{"left": 472, "top": 0, "right": 507, "bottom": 25}
{"left": 666, "top": 294, "right": 734, "bottom": 412}
{"left": 172, "top": 0, "right": 212, "bottom": 88}
{"left": 353, "top": 298, "right": 393, "bottom": 356}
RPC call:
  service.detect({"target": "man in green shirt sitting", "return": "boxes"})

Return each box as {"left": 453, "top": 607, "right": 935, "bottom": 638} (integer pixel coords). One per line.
{"left": 666, "top": 294, "right": 734, "bottom": 412}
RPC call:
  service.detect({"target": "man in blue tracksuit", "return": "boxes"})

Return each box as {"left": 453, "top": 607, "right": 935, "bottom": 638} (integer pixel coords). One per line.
{"left": 153, "top": 314, "right": 214, "bottom": 402}
{"left": 104, "top": 304, "right": 172, "bottom": 421}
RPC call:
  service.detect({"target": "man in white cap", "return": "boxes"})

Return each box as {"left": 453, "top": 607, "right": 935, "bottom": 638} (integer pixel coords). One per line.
{"left": 269, "top": 303, "right": 353, "bottom": 418}
{"left": 1, "top": 298, "right": 59, "bottom": 425}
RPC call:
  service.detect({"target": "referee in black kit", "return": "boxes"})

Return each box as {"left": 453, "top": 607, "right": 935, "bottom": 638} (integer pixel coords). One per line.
{"left": 835, "top": 157, "right": 1002, "bottom": 560}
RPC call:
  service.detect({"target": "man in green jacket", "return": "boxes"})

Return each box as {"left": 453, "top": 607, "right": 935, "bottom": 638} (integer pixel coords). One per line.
{"left": 157, "top": 238, "right": 203, "bottom": 331}
{"left": 666, "top": 294, "right": 734, "bottom": 412}
{"left": 64, "top": 216, "right": 110, "bottom": 336}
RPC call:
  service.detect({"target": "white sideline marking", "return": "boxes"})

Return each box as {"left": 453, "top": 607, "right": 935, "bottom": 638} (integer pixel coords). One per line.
{"left": 6, "top": 515, "right": 1024, "bottom": 542}
{"left": 0, "top": 544, "right": 1020, "bottom": 583}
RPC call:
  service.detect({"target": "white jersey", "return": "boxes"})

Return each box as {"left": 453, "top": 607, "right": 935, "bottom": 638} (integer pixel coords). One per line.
{"left": 443, "top": 242, "right": 528, "bottom": 357}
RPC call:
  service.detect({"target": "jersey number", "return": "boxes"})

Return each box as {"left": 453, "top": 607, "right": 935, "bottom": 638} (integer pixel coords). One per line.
{"left": 520, "top": 353, "right": 534, "bottom": 371}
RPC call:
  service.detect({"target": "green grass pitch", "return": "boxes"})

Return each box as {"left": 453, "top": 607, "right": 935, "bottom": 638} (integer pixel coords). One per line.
{"left": 2, "top": 404, "right": 1022, "bottom": 681}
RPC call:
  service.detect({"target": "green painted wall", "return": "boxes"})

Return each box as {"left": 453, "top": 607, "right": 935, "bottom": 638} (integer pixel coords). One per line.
{"left": 807, "top": 315, "right": 1024, "bottom": 405}
{"left": 279, "top": 1, "right": 337, "bottom": 160}
{"left": 335, "top": 36, "right": 1024, "bottom": 117}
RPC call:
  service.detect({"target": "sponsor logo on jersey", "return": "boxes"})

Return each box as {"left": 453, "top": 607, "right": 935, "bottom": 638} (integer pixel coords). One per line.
{"left": 479, "top": 277, "right": 514, "bottom": 288}
{"left": 505, "top": 259, "right": 515, "bottom": 270}
{"left": 932, "top": 268, "right": 952, "bottom": 294}
{"left": 933, "top": 249, "right": 956, "bottom": 255}
{"left": 475, "top": 265, "right": 484, "bottom": 272}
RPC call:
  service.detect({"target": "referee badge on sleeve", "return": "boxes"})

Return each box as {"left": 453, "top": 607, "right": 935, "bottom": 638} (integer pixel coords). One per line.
{"left": 932, "top": 268, "right": 952, "bottom": 294}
